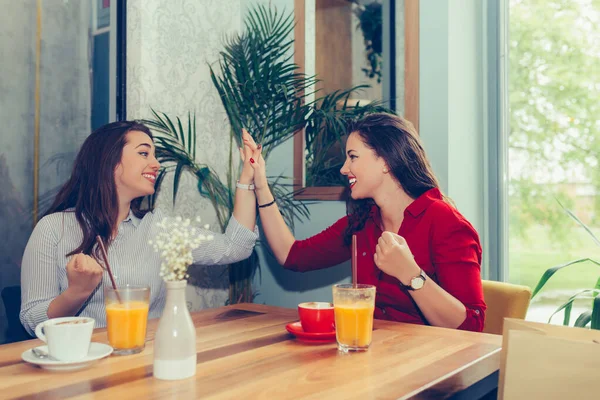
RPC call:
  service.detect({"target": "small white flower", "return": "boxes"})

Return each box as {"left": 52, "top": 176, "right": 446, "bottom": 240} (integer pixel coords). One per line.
{"left": 151, "top": 216, "right": 214, "bottom": 282}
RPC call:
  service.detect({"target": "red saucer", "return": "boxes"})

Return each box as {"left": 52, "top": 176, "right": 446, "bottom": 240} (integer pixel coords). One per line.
{"left": 285, "top": 322, "right": 336, "bottom": 343}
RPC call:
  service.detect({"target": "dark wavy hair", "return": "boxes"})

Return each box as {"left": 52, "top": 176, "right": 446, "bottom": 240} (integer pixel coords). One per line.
{"left": 343, "top": 113, "right": 443, "bottom": 245}
{"left": 44, "top": 121, "right": 154, "bottom": 257}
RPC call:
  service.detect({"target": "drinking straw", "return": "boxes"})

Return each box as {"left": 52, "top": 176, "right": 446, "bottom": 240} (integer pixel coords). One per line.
{"left": 96, "top": 235, "right": 121, "bottom": 303}
{"left": 352, "top": 234, "right": 357, "bottom": 288}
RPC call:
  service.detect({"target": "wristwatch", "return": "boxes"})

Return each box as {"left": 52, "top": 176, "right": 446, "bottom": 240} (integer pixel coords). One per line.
{"left": 403, "top": 269, "right": 427, "bottom": 291}
{"left": 236, "top": 180, "right": 255, "bottom": 190}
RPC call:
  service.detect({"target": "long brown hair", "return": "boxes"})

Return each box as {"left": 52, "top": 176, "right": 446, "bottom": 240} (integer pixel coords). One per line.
{"left": 44, "top": 121, "right": 154, "bottom": 257}
{"left": 343, "top": 113, "right": 442, "bottom": 245}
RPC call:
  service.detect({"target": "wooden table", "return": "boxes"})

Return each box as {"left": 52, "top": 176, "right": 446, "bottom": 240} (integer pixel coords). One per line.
{"left": 0, "top": 304, "right": 501, "bottom": 399}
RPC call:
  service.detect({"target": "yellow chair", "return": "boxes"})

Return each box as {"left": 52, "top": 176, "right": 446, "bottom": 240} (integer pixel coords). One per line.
{"left": 482, "top": 280, "right": 532, "bottom": 335}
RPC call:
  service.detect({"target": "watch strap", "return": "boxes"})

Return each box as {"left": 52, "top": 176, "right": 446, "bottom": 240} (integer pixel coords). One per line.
{"left": 236, "top": 180, "right": 255, "bottom": 190}
{"left": 403, "top": 269, "right": 426, "bottom": 291}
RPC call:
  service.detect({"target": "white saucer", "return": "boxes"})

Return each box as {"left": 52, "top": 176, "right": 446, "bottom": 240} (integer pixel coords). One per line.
{"left": 21, "top": 342, "right": 113, "bottom": 371}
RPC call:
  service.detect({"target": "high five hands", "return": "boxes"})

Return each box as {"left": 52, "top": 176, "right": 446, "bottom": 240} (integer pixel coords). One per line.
{"left": 241, "top": 129, "right": 268, "bottom": 190}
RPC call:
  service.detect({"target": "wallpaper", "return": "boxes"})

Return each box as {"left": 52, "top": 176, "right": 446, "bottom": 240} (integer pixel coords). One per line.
{"left": 126, "top": 0, "right": 242, "bottom": 311}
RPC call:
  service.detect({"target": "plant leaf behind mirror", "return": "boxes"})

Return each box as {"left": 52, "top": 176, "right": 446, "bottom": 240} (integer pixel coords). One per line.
{"left": 347, "top": 0, "right": 383, "bottom": 82}
{"left": 531, "top": 200, "right": 600, "bottom": 329}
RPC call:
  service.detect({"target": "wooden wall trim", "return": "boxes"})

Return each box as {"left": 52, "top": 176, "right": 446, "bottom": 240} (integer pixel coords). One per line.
{"left": 293, "top": 0, "right": 306, "bottom": 193}
{"left": 405, "top": 0, "right": 420, "bottom": 133}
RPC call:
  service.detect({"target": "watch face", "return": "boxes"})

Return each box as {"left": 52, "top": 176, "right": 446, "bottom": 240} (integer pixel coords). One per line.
{"left": 411, "top": 276, "right": 425, "bottom": 290}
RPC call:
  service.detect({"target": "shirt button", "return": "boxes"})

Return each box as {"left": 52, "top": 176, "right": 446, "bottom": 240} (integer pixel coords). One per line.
{"left": 362, "top": 252, "right": 367, "bottom": 256}
{"left": 474, "top": 310, "right": 480, "bottom": 315}
{"left": 381, "top": 308, "right": 386, "bottom": 315}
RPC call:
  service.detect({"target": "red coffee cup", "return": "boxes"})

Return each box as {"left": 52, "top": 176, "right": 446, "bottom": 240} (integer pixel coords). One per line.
{"left": 298, "top": 302, "right": 335, "bottom": 333}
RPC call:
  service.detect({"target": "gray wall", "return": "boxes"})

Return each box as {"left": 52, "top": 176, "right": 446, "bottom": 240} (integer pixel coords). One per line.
{"left": 419, "top": 0, "right": 487, "bottom": 271}
{"left": 0, "top": 0, "right": 92, "bottom": 344}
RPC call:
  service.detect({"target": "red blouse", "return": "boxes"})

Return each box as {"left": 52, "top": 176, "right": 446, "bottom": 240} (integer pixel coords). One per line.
{"left": 283, "top": 188, "right": 486, "bottom": 332}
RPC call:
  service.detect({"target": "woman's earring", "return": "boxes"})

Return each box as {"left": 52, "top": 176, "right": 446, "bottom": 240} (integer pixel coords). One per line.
{"left": 383, "top": 167, "right": 388, "bottom": 173}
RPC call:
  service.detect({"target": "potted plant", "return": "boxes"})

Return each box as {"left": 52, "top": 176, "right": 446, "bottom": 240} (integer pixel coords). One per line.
{"left": 531, "top": 202, "right": 600, "bottom": 329}
{"left": 146, "top": 4, "right": 385, "bottom": 304}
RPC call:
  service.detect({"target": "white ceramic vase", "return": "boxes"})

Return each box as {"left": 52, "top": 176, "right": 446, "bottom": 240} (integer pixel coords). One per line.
{"left": 153, "top": 280, "right": 197, "bottom": 380}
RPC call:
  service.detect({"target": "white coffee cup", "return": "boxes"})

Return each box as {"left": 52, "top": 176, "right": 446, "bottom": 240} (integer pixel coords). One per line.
{"left": 34, "top": 317, "right": 95, "bottom": 361}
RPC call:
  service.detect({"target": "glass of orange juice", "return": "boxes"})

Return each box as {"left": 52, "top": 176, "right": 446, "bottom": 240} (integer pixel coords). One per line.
{"left": 332, "top": 283, "right": 376, "bottom": 353}
{"left": 104, "top": 285, "right": 150, "bottom": 355}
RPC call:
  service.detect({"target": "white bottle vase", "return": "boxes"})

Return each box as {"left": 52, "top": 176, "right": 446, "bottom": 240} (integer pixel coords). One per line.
{"left": 153, "top": 280, "right": 197, "bottom": 380}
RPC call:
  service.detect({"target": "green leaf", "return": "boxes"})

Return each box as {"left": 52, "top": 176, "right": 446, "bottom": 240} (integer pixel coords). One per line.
{"left": 557, "top": 199, "right": 600, "bottom": 247}
{"left": 196, "top": 167, "right": 211, "bottom": 196}
{"left": 188, "top": 112, "right": 194, "bottom": 160}
{"left": 164, "top": 114, "right": 180, "bottom": 143}
{"left": 574, "top": 311, "right": 592, "bottom": 328}
{"left": 592, "top": 296, "right": 600, "bottom": 330}
{"left": 563, "top": 302, "right": 573, "bottom": 326}
{"left": 149, "top": 168, "right": 167, "bottom": 209}
{"left": 172, "top": 162, "right": 185, "bottom": 206}
{"left": 193, "top": 113, "right": 197, "bottom": 160}
{"left": 177, "top": 117, "right": 186, "bottom": 151}
{"left": 548, "top": 289, "right": 598, "bottom": 324}
{"left": 531, "top": 258, "right": 600, "bottom": 298}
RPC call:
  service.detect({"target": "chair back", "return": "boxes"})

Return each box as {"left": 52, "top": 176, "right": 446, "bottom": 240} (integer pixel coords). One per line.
{"left": 1, "top": 286, "right": 33, "bottom": 343}
{"left": 482, "top": 280, "right": 531, "bottom": 335}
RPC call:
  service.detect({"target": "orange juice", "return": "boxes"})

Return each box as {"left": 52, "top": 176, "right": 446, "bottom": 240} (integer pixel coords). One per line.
{"left": 106, "top": 301, "right": 149, "bottom": 350}
{"left": 334, "top": 303, "right": 375, "bottom": 348}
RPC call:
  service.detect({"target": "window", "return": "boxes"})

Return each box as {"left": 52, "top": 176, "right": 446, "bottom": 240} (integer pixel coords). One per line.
{"left": 507, "top": 0, "right": 600, "bottom": 324}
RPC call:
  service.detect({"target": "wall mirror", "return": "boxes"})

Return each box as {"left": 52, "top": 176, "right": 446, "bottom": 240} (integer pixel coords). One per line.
{"left": 293, "top": 0, "right": 419, "bottom": 200}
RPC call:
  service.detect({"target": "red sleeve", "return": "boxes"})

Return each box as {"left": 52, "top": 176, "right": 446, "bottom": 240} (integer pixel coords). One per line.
{"left": 432, "top": 210, "right": 486, "bottom": 332}
{"left": 283, "top": 216, "right": 351, "bottom": 272}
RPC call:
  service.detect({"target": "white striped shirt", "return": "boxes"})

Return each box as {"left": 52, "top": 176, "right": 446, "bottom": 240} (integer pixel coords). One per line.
{"left": 19, "top": 208, "right": 258, "bottom": 335}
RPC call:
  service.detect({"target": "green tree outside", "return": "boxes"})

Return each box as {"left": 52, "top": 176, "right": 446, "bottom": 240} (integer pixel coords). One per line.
{"left": 509, "top": 0, "right": 600, "bottom": 297}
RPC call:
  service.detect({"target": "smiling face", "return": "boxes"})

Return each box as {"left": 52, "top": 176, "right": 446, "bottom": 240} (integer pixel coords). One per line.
{"left": 114, "top": 130, "right": 160, "bottom": 202}
{"left": 340, "top": 131, "right": 388, "bottom": 200}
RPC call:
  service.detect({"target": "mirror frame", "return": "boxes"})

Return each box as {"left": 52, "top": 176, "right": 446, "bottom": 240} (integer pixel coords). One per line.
{"left": 293, "top": 0, "right": 419, "bottom": 201}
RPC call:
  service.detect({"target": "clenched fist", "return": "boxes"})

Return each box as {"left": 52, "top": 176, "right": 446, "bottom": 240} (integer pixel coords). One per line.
{"left": 66, "top": 253, "right": 104, "bottom": 296}
{"left": 374, "top": 231, "right": 420, "bottom": 285}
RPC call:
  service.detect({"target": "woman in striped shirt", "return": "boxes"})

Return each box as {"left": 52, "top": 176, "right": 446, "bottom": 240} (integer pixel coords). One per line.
{"left": 20, "top": 121, "right": 260, "bottom": 335}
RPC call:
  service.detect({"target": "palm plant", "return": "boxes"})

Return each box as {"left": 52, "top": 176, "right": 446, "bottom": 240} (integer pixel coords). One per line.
{"left": 144, "top": 111, "right": 295, "bottom": 304}
{"left": 146, "top": 4, "right": 386, "bottom": 304}
{"left": 209, "top": 5, "right": 389, "bottom": 187}
{"left": 531, "top": 201, "right": 600, "bottom": 330}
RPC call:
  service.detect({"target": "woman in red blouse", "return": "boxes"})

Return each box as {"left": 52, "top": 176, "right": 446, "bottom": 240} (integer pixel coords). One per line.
{"left": 243, "top": 113, "right": 486, "bottom": 332}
